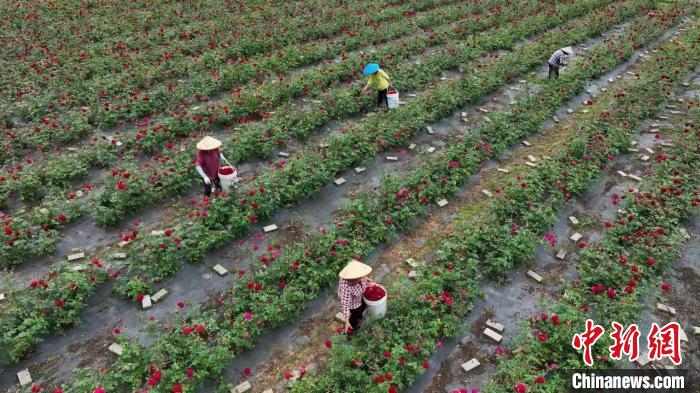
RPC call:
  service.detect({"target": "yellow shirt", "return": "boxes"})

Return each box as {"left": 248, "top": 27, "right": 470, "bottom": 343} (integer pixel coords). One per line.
{"left": 367, "top": 69, "right": 390, "bottom": 90}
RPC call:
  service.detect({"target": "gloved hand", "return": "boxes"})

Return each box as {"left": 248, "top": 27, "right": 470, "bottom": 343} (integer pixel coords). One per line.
{"left": 203, "top": 176, "right": 211, "bottom": 185}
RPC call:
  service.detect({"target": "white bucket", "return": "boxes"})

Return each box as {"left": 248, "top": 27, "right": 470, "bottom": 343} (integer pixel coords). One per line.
{"left": 387, "top": 89, "right": 400, "bottom": 109}
{"left": 363, "top": 284, "right": 387, "bottom": 318}
{"left": 218, "top": 166, "right": 237, "bottom": 192}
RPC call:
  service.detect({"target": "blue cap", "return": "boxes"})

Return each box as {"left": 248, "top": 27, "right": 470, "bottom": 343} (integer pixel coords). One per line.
{"left": 363, "top": 63, "right": 379, "bottom": 75}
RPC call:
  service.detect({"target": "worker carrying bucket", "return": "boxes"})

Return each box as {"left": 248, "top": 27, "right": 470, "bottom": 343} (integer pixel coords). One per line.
{"left": 362, "top": 63, "right": 398, "bottom": 109}
{"left": 194, "top": 136, "right": 236, "bottom": 197}
{"left": 548, "top": 46, "right": 574, "bottom": 78}
{"left": 338, "top": 260, "right": 387, "bottom": 335}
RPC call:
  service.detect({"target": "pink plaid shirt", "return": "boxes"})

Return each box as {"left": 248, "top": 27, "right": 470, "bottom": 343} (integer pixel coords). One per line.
{"left": 338, "top": 278, "right": 367, "bottom": 319}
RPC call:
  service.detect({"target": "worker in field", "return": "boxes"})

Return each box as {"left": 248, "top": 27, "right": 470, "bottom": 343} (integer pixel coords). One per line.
{"left": 362, "top": 63, "right": 392, "bottom": 109}
{"left": 195, "top": 136, "right": 230, "bottom": 197}
{"left": 338, "top": 259, "right": 373, "bottom": 335}
{"left": 548, "top": 46, "right": 574, "bottom": 78}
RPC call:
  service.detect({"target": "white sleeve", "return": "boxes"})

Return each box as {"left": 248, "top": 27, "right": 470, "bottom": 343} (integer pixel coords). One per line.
{"left": 219, "top": 152, "right": 227, "bottom": 162}
{"left": 195, "top": 165, "right": 207, "bottom": 179}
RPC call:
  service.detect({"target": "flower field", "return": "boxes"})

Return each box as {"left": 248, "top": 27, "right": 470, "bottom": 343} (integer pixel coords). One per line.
{"left": 0, "top": 1, "right": 698, "bottom": 392}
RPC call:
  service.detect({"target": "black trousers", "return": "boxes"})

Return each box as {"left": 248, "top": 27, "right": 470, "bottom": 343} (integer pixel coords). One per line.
{"left": 348, "top": 301, "right": 366, "bottom": 333}
{"left": 377, "top": 88, "right": 389, "bottom": 107}
{"left": 203, "top": 177, "right": 221, "bottom": 197}
{"left": 548, "top": 63, "right": 559, "bottom": 78}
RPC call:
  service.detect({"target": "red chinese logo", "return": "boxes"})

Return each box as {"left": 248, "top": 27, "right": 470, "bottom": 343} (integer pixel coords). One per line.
{"left": 573, "top": 320, "right": 683, "bottom": 366}
{"left": 572, "top": 319, "right": 605, "bottom": 366}
{"left": 609, "top": 322, "right": 640, "bottom": 361}
{"left": 647, "top": 322, "right": 682, "bottom": 365}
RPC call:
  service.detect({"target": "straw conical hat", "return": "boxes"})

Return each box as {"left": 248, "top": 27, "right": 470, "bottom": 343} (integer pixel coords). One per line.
{"left": 339, "top": 259, "right": 372, "bottom": 280}
{"left": 196, "top": 136, "right": 222, "bottom": 150}
{"left": 562, "top": 46, "right": 574, "bottom": 55}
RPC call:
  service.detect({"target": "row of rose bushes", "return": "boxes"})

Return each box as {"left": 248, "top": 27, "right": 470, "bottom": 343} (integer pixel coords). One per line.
{"left": 0, "top": 0, "right": 470, "bottom": 159}
{"left": 113, "top": 0, "right": 653, "bottom": 299}
{"left": 2, "top": 0, "right": 417, "bottom": 128}
{"left": 484, "top": 109, "right": 699, "bottom": 390}
{"left": 0, "top": 0, "right": 519, "bottom": 202}
{"left": 89, "top": 0, "right": 604, "bottom": 228}
{"left": 32, "top": 5, "right": 673, "bottom": 390}
{"left": 0, "top": 0, "right": 569, "bottom": 269}
{"left": 292, "top": 22, "right": 699, "bottom": 393}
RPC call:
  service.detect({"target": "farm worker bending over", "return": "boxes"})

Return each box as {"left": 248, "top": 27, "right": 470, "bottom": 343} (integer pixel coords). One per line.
{"left": 362, "top": 63, "right": 392, "bottom": 108}
{"left": 548, "top": 46, "right": 574, "bottom": 78}
{"left": 338, "top": 259, "right": 373, "bottom": 335}
{"left": 195, "top": 136, "right": 229, "bottom": 197}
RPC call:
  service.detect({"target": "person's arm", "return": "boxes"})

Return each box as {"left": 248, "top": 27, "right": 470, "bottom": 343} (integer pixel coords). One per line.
{"left": 219, "top": 151, "right": 228, "bottom": 163}
{"left": 196, "top": 165, "right": 211, "bottom": 184}
{"left": 362, "top": 79, "right": 371, "bottom": 93}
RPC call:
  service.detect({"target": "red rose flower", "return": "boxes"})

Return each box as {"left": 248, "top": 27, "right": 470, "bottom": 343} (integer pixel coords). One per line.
{"left": 535, "top": 376, "right": 545, "bottom": 384}
{"left": 55, "top": 299, "right": 64, "bottom": 308}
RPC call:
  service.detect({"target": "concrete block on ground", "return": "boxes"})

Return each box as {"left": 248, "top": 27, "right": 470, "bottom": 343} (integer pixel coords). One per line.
{"left": 628, "top": 174, "right": 642, "bottom": 182}
{"left": 679, "top": 328, "right": 688, "bottom": 342}
{"left": 408, "top": 270, "right": 417, "bottom": 279}
{"left": 334, "top": 312, "right": 345, "bottom": 323}
{"left": 319, "top": 143, "right": 329, "bottom": 148}
{"left": 70, "top": 264, "right": 86, "bottom": 272}
{"left": 479, "top": 108, "right": 489, "bottom": 113}
{"left": 213, "top": 264, "right": 229, "bottom": 276}
{"left": 482, "top": 190, "right": 494, "bottom": 197}
{"left": 483, "top": 328, "right": 502, "bottom": 343}
{"left": 386, "top": 156, "right": 398, "bottom": 161}
{"left": 644, "top": 147, "right": 655, "bottom": 154}
{"left": 0, "top": 293, "right": 5, "bottom": 301}
{"left": 262, "top": 390, "right": 274, "bottom": 393}
{"left": 497, "top": 168, "right": 510, "bottom": 173}
{"left": 461, "top": 112, "right": 468, "bottom": 117}
{"left": 679, "top": 228, "right": 690, "bottom": 240}
{"left": 113, "top": 253, "right": 127, "bottom": 260}
{"left": 406, "top": 258, "right": 419, "bottom": 268}
{"left": 142, "top": 295, "right": 152, "bottom": 310}
{"left": 525, "top": 161, "right": 538, "bottom": 168}
{"left": 553, "top": 116, "right": 559, "bottom": 123}
{"left": 628, "top": 148, "right": 639, "bottom": 153}
{"left": 426, "top": 146, "right": 436, "bottom": 153}
{"left": 567, "top": 108, "right": 574, "bottom": 114}
{"left": 570, "top": 232, "right": 582, "bottom": 242}
{"left": 151, "top": 288, "right": 168, "bottom": 303}
{"left": 67, "top": 252, "right": 85, "bottom": 261}
{"left": 521, "top": 140, "right": 532, "bottom": 147}
{"left": 556, "top": 249, "right": 567, "bottom": 260}
{"left": 233, "top": 380, "right": 252, "bottom": 393}
{"left": 527, "top": 155, "right": 538, "bottom": 162}
{"left": 426, "top": 126, "right": 434, "bottom": 135}
{"left": 334, "top": 178, "right": 346, "bottom": 186}
{"left": 461, "top": 358, "right": 481, "bottom": 373}
{"left": 118, "top": 240, "right": 131, "bottom": 247}
{"left": 354, "top": 167, "right": 366, "bottom": 174}
{"left": 527, "top": 270, "right": 543, "bottom": 283}
{"left": 278, "top": 152, "right": 290, "bottom": 157}
{"left": 263, "top": 224, "right": 278, "bottom": 233}
{"left": 17, "top": 369, "right": 32, "bottom": 386}
{"left": 151, "top": 230, "right": 165, "bottom": 236}
{"left": 641, "top": 155, "right": 650, "bottom": 162}
{"left": 483, "top": 116, "right": 492, "bottom": 123}
{"left": 693, "top": 326, "right": 700, "bottom": 336}
{"left": 408, "top": 143, "right": 416, "bottom": 150}
{"left": 486, "top": 320, "right": 504, "bottom": 332}
{"left": 656, "top": 303, "right": 676, "bottom": 316}
{"left": 108, "top": 343, "right": 124, "bottom": 356}
{"left": 617, "top": 170, "right": 628, "bottom": 177}
{"left": 437, "top": 199, "right": 448, "bottom": 207}
{"left": 569, "top": 216, "right": 579, "bottom": 225}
